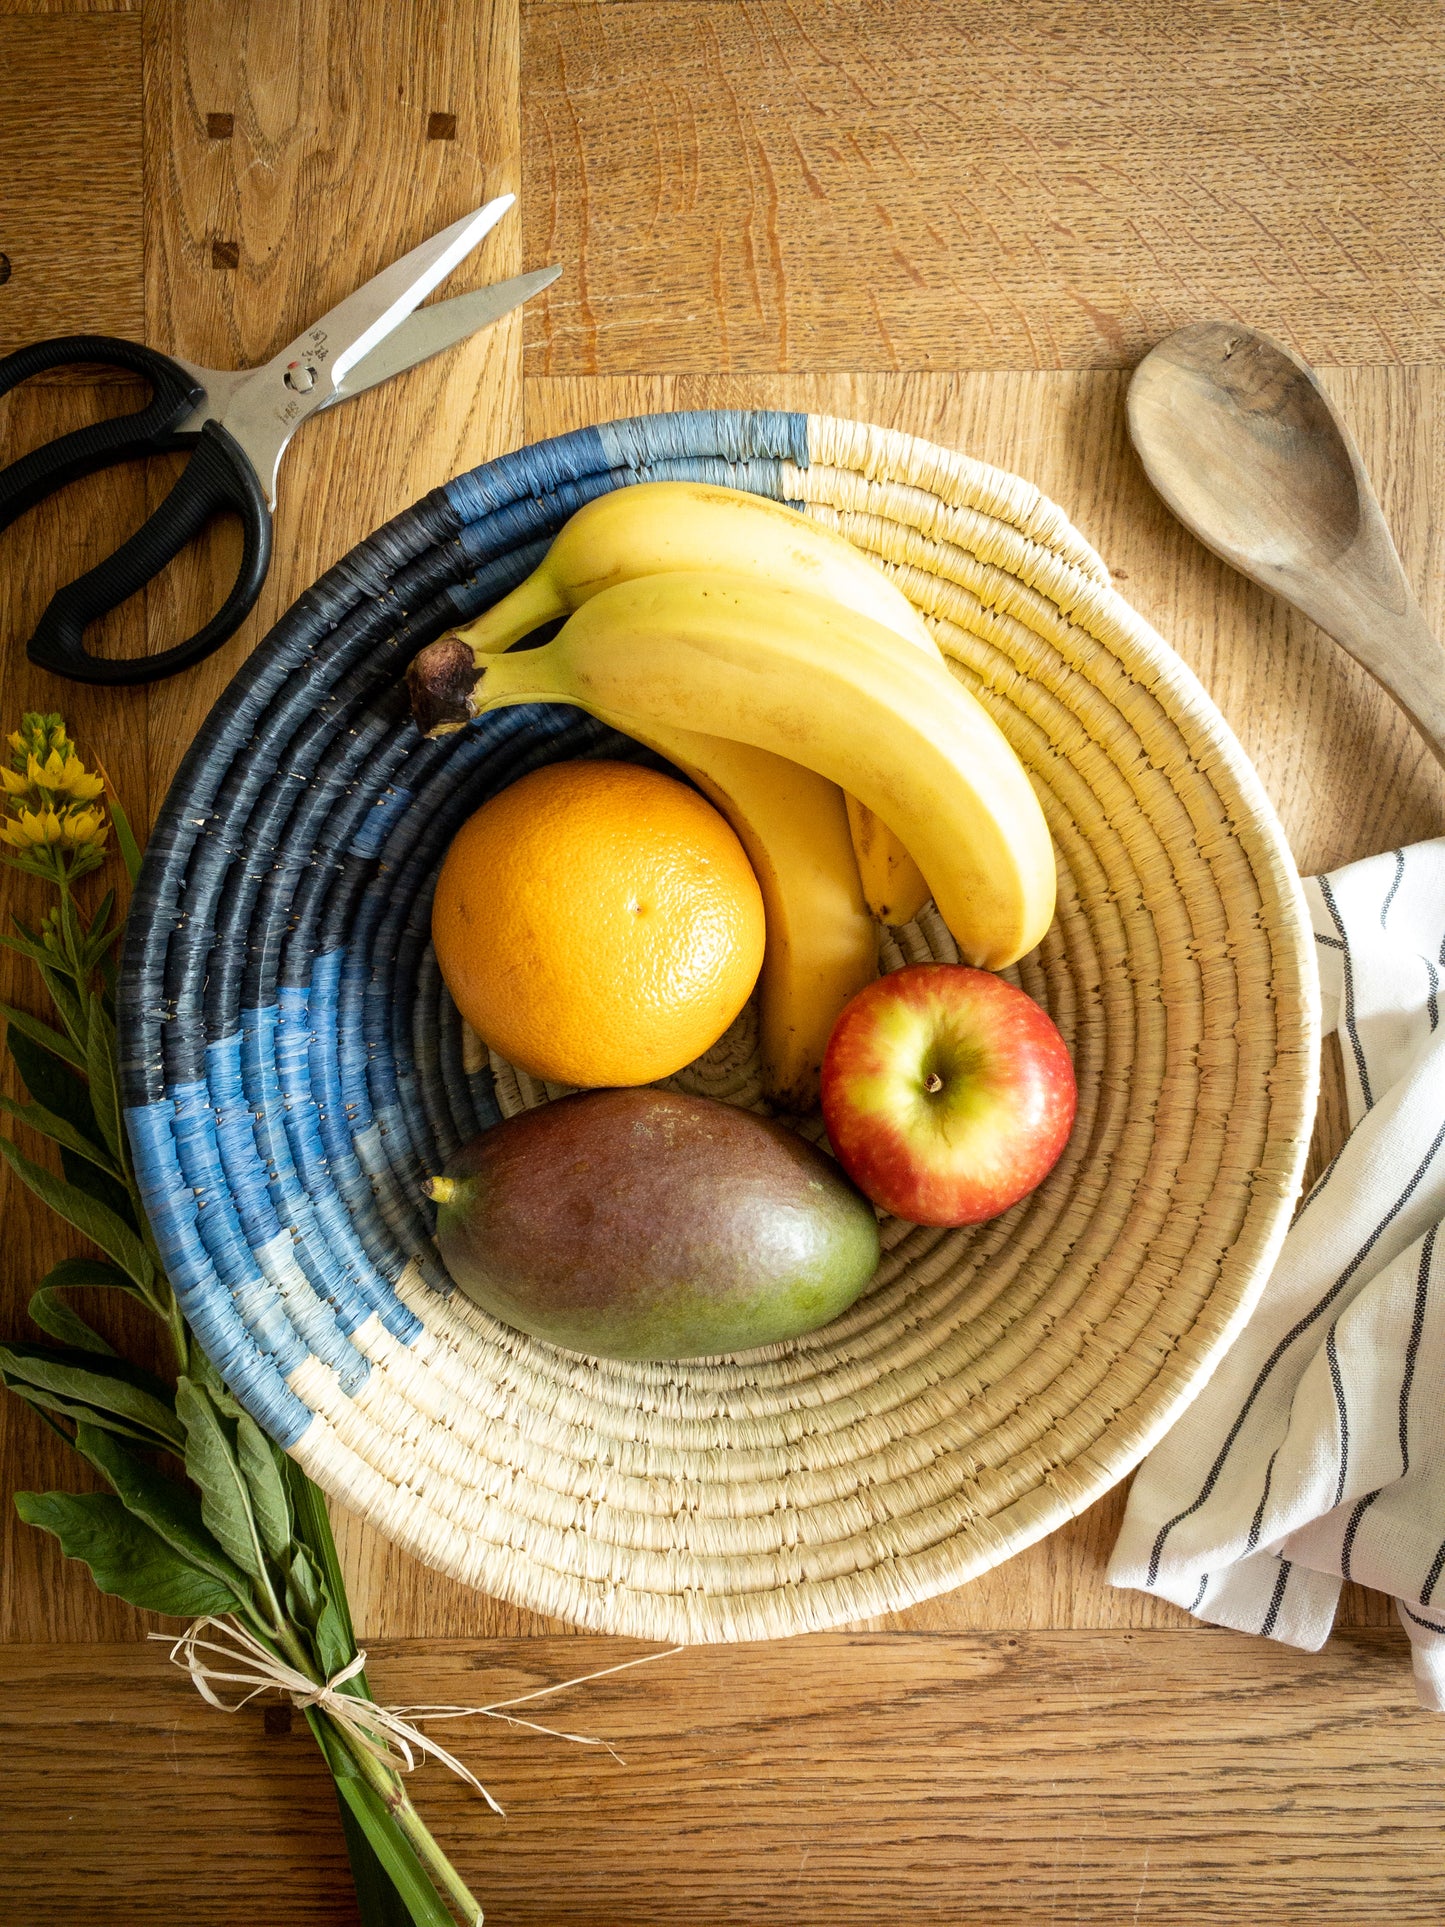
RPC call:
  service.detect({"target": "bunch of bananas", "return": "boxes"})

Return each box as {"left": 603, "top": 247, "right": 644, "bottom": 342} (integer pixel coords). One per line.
{"left": 410, "top": 481, "right": 1055, "bottom": 1111}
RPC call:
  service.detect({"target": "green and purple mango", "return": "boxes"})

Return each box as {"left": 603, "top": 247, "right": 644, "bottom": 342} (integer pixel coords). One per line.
{"left": 425, "top": 1087, "right": 880, "bottom": 1360}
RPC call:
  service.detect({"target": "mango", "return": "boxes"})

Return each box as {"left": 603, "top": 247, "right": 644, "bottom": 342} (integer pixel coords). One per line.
{"left": 424, "top": 1087, "right": 880, "bottom": 1359}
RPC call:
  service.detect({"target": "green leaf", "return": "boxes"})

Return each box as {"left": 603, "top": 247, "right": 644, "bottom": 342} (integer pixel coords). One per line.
{"left": 284, "top": 1457, "right": 361, "bottom": 1684}
{"left": 84, "top": 998, "right": 123, "bottom": 1165}
{"left": 28, "top": 1286, "right": 117, "bottom": 1355}
{"left": 72, "top": 1421, "right": 252, "bottom": 1598}
{"left": 6, "top": 1022, "right": 106, "bottom": 1152}
{"left": 285, "top": 1538, "right": 324, "bottom": 1628}
{"left": 0, "top": 929, "right": 63, "bottom": 972}
{"left": 237, "top": 1410, "right": 292, "bottom": 1561}
{"left": 0, "top": 1339, "right": 183, "bottom": 1448}
{"left": 3, "top": 1380, "right": 166, "bottom": 1450}
{"left": 285, "top": 1455, "right": 359, "bottom": 1651}
{"left": 83, "top": 891, "right": 118, "bottom": 973}
{"left": 38, "top": 1254, "right": 144, "bottom": 1301}
{"left": 14, "top": 1490, "right": 242, "bottom": 1618}
{"left": 189, "top": 1342, "right": 243, "bottom": 1418}
{"left": 0, "top": 1341, "right": 184, "bottom": 1449}
{"left": 57, "top": 888, "right": 85, "bottom": 968}
{"left": 0, "top": 1135, "right": 153, "bottom": 1289}
{"left": 59, "top": 1144, "right": 139, "bottom": 1231}
{"left": 175, "top": 1377, "right": 266, "bottom": 1583}
{"left": 107, "top": 790, "right": 143, "bottom": 890}
{"left": 0, "top": 1092, "right": 121, "bottom": 1177}
{"left": 8, "top": 1018, "right": 139, "bottom": 1219}
{"left": 36, "top": 961, "right": 87, "bottom": 1052}
{"left": 313, "top": 1588, "right": 355, "bottom": 1684}
{"left": 310, "top": 1714, "right": 457, "bottom": 1927}
{"left": 1, "top": 1003, "right": 85, "bottom": 1073}
{"left": 332, "top": 1781, "right": 431, "bottom": 1927}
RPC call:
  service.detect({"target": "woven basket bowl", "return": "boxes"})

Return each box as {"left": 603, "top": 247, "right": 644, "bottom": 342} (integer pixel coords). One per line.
{"left": 119, "top": 409, "right": 1319, "bottom": 1642}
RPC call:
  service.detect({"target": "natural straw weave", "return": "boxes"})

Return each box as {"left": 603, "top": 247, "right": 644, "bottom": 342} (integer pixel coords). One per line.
{"left": 119, "top": 411, "right": 1320, "bottom": 1642}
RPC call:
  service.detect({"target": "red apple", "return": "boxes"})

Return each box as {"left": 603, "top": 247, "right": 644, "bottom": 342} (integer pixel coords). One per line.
{"left": 819, "top": 962, "right": 1076, "bottom": 1226}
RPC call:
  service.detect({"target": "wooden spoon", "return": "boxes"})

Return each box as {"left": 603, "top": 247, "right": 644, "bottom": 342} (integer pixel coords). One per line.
{"left": 1127, "top": 320, "right": 1445, "bottom": 766}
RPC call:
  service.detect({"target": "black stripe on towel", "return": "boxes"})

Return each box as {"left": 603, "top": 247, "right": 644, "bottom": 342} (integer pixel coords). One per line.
{"left": 1245, "top": 1445, "right": 1283, "bottom": 1553}
{"left": 1260, "top": 1560, "right": 1293, "bottom": 1637}
{"left": 1318, "top": 874, "right": 1374, "bottom": 1109}
{"left": 1422, "top": 1538, "right": 1445, "bottom": 1608}
{"left": 1327, "top": 1327, "right": 1350, "bottom": 1509}
{"left": 1190, "top": 1572, "right": 1209, "bottom": 1613}
{"left": 1380, "top": 849, "right": 1406, "bottom": 928}
{"left": 1340, "top": 1489, "right": 1380, "bottom": 1581}
{"left": 1400, "top": 1224, "right": 1436, "bottom": 1472}
{"left": 1426, "top": 958, "right": 1439, "bottom": 1034}
{"left": 1401, "top": 1604, "right": 1445, "bottom": 1636}
{"left": 1145, "top": 1110, "right": 1445, "bottom": 1586}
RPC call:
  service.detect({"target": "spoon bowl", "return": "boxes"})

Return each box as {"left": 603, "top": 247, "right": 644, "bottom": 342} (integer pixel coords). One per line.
{"left": 1128, "top": 321, "right": 1445, "bottom": 765}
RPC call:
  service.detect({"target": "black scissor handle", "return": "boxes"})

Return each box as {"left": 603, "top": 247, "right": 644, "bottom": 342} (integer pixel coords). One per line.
{"left": 0, "top": 337, "right": 272, "bottom": 685}
{"left": 25, "top": 421, "right": 273, "bottom": 686}
{"left": 0, "top": 335, "right": 204, "bottom": 528}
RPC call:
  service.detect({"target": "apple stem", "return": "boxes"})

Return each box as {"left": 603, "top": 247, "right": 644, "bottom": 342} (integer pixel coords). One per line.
{"left": 423, "top": 1176, "right": 457, "bottom": 1205}
{"left": 923, "top": 1072, "right": 944, "bottom": 1095}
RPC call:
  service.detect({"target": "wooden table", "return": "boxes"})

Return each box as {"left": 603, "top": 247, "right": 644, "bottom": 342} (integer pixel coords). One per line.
{"left": 3, "top": 4, "right": 1444, "bottom": 1920}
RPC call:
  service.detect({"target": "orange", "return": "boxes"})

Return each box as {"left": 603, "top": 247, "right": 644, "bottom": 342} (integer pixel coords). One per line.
{"left": 432, "top": 759, "right": 766, "bottom": 1088}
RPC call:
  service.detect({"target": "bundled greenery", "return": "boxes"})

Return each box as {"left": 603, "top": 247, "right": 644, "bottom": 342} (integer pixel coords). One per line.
{"left": 0, "top": 715, "right": 484, "bottom": 1927}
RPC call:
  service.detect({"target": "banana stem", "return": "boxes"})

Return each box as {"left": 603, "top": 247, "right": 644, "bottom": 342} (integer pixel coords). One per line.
{"left": 453, "top": 568, "right": 566, "bottom": 654}
{"left": 471, "top": 646, "right": 566, "bottom": 714}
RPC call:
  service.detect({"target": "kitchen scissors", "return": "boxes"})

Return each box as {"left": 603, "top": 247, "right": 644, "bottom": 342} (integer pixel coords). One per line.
{"left": 0, "top": 195, "right": 558, "bottom": 685}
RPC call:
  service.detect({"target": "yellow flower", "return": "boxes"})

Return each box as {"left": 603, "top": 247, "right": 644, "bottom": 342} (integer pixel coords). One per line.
{"left": 60, "top": 807, "right": 107, "bottom": 851}
{"left": 1, "top": 809, "right": 62, "bottom": 849}
{"left": 3, "top": 712, "right": 111, "bottom": 876}
{"left": 59, "top": 764, "right": 105, "bottom": 801}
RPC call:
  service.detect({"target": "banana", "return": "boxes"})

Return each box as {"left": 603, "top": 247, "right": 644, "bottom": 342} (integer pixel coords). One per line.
{"left": 464, "top": 573, "right": 1056, "bottom": 970}
{"left": 445, "top": 478, "right": 938, "bottom": 923}
{"left": 598, "top": 720, "right": 878, "bottom": 1111}
{"left": 844, "top": 792, "right": 931, "bottom": 927}
{"left": 453, "top": 479, "right": 938, "bottom": 654}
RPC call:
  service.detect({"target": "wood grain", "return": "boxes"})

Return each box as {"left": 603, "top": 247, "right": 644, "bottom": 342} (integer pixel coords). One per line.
{"left": 0, "top": 14, "right": 143, "bottom": 341}
{"left": 521, "top": 0, "right": 1445, "bottom": 375}
{"left": 2, "top": 1630, "right": 1441, "bottom": 1924}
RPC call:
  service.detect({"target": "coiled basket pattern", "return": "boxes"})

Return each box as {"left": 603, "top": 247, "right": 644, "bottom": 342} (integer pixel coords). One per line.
{"left": 118, "top": 410, "right": 1320, "bottom": 1642}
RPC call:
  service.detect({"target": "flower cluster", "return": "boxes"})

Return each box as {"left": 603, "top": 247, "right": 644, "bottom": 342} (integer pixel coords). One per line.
{"left": 0, "top": 713, "right": 109, "bottom": 880}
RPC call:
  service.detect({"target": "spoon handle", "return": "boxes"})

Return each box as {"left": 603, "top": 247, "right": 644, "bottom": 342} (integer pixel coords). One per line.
{"left": 1310, "top": 569, "right": 1445, "bottom": 771}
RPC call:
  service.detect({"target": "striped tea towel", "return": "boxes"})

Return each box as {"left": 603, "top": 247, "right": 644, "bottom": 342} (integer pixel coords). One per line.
{"left": 1110, "top": 839, "right": 1445, "bottom": 1710}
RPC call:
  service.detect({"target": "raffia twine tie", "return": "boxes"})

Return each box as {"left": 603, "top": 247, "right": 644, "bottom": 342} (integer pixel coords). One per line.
{"left": 152, "top": 1615, "right": 681, "bottom": 1815}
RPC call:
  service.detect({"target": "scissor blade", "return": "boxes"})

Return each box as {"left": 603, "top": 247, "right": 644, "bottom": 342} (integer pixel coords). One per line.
{"left": 217, "top": 194, "right": 515, "bottom": 505}
{"left": 326, "top": 265, "right": 561, "bottom": 405}
{"left": 325, "top": 195, "right": 515, "bottom": 388}
{"left": 175, "top": 267, "right": 560, "bottom": 434}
